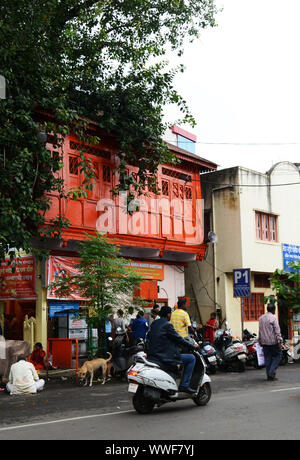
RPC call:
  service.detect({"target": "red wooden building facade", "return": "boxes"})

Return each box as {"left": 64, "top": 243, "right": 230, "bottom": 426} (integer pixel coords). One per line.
{"left": 44, "top": 129, "right": 217, "bottom": 306}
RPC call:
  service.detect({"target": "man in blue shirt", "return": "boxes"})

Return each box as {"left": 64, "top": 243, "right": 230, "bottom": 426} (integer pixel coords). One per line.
{"left": 130, "top": 311, "right": 149, "bottom": 342}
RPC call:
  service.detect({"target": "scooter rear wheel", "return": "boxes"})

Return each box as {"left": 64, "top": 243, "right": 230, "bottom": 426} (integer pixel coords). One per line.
{"left": 133, "top": 387, "right": 155, "bottom": 414}
{"left": 192, "top": 382, "right": 212, "bottom": 406}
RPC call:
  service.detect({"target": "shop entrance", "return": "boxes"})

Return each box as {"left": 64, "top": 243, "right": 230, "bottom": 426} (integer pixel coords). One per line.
{"left": 3, "top": 300, "right": 36, "bottom": 340}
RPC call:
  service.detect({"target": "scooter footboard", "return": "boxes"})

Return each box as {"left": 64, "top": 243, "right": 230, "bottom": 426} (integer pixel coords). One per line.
{"left": 189, "top": 352, "right": 211, "bottom": 389}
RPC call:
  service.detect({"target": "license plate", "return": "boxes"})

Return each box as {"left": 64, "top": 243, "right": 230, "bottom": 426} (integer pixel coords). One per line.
{"left": 128, "top": 383, "right": 138, "bottom": 393}
{"left": 208, "top": 356, "right": 216, "bottom": 363}
{"left": 238, "top": 354, "right": 246, "bottom": 360}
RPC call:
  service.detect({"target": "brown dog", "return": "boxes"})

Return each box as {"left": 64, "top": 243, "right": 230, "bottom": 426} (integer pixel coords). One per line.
{"left": 78, "top": 353, "right": 112, "bottom": 387}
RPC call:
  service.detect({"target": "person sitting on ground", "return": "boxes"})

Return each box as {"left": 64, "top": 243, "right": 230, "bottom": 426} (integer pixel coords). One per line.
{"left": 6, "top": 355, "right": 45, "bottom": 395}
{"left": 147, "top": 306, "right": 199, "bottom": 394}
{"left": 28, "top": 342, "right": 46, "bottom": 370}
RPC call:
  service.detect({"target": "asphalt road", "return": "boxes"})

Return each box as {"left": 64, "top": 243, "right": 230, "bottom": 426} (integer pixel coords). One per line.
{"left": 0, "top": 362, "right": 299, "bottom": 441}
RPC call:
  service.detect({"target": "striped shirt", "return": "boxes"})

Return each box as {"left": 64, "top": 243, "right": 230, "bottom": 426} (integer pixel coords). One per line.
{"left": 170, "top": 309, "right": 191, "bottom": 338}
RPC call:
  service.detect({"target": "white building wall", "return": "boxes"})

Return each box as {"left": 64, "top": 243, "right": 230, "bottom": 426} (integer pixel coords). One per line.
{"left": 239, "top": 162, "right": 300, "bottom": 272}
{"left": 158, "top": 264, "right": 185, "bottom": 309}
{"left": 187, "top": 162, "right": 300, "bottom": 338}
{"left": 222, "top": 162, "right": 300, "bottom": 337}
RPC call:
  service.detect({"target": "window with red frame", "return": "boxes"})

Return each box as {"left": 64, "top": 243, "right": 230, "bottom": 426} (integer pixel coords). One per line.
{"left": 69, "top": 156, "right": 79, "bottom": 175}
{"left": 255, "top": 211, "right": 278, "bottom": 242}
{"left": 254, "top": 274, "right": 271, "bottom": 288}
{"left": 243, "top": 293, "right": 265, "bottom": 321}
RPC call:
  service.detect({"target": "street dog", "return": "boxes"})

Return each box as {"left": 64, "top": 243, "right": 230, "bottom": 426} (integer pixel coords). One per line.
{"left": 78, "top": 353, "right": 112, "bottom": 387}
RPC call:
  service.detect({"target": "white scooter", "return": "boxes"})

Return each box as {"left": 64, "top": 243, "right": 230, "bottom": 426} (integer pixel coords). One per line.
{"left": 127, "top": 344, "right": 212, "bottom": 414}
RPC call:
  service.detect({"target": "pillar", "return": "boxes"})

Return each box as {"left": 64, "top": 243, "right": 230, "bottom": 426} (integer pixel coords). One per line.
{"left": 0, "top": 300, "right": 4, "bottom": 334}
{"left": 35, "top": 260, "right": 48, "bottom": 350}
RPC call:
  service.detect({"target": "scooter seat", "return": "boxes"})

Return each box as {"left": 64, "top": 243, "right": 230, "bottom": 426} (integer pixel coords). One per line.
{"left": 147, "top": 360, "right": 180, "bottom": 377}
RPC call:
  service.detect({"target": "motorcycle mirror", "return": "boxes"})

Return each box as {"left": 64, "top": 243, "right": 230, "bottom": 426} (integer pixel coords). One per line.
{"left": 225, "top": 321, "right": 229, "bottom": 329}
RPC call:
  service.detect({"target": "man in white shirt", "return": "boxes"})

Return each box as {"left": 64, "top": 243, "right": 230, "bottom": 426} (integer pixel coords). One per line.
{"left": 6, "top": 355, "right": 45, "bottom": 395}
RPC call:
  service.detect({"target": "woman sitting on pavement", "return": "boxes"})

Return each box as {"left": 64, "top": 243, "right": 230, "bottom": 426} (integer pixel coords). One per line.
{"left": 28, "top": 342, "right": 46, "bottom": 370}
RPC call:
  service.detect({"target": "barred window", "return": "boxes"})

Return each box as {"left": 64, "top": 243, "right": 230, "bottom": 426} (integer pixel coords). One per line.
{"left": 179, "top": 184, "right": 184, "bottom": 200}
{"left": 172, "top": 183, "right": 179, "bottom": 198}
{"left": 162, "top": 180, "right": 169, "bottom": 196}
{"left": 93, "top": 162, "right": 99, "bottom": 179}
{"left": 254, "top": 274, "right": 271, "bottom": 288}
{"left": 243, "top": 293, "right": 265, "bottom": 321}
{"left": 185, "top": 187, "right": 192, "bottom": 199}
{"left": 103, "top": 165, "right": 111, "bottom": 183}
{"left": 69, "top": 141, "right": 111, "bottom": 160}
{"left": 162, "top": 167, "right": 191, "bottom": 182}
{"left": 69, "top": 156, "right": 79, "bottom": 175}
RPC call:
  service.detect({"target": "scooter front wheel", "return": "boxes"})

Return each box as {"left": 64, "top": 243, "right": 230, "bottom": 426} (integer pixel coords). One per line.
{"left": 133, "top": 387, "right": 155, "bottom": 414}
{"left": 192, "top": 382, "right": 212, "bottom": 406}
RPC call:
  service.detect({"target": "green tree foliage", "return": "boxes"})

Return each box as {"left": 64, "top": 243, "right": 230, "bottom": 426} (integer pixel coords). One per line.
{"left": 49, "top": 233, "right": 143, "bottom": 355}
{"left": 0, "top": 0, "right": 217, "bottom": 260}
{"left": 265, "top": 261, "right": 300, "bottom": 312}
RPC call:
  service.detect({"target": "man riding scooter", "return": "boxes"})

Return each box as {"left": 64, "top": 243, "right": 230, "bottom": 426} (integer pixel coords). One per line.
{"left": 146, "top": 306, "right": 199, "bottom": 394}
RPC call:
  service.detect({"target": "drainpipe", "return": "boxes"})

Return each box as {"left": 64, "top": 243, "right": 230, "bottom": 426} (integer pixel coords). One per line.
{"left": 211, "top": 185, "right": 234, "bottom": 315}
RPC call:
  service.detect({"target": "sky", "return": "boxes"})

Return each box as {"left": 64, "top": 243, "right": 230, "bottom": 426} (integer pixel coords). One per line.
{"left": 164, "top": 0, "right": 300, "bottom": 173}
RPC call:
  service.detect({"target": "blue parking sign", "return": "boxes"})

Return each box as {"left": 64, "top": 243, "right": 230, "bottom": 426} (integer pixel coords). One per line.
{"left": 233, "top": 268, "right": 251, "bottom": 297}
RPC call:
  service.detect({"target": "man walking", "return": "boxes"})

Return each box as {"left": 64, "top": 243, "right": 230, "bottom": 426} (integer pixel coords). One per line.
{"left": 258, "top": 304, "right": 283, "bottom": 381}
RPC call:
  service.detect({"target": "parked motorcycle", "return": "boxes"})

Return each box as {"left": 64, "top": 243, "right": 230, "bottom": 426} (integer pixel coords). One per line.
{"left": 243, "top": 329, "right": 260, "bottom": 368}
{"left": 109, "top": 329, "right": 145, "bottom": 379}
{"left": 214, "top": 325, "right": 247, "bottom": 372}
{"left": 280, "top": 338, "right": 290, "bottom": 366}
{"left": 195, "top": 328, "right": 218, "bottom": 374}
{"left": 127, "top": 338, "right": 212, "bottom": 414}
{"left": 242, "top": 329, "right": 291, "bottom": 367}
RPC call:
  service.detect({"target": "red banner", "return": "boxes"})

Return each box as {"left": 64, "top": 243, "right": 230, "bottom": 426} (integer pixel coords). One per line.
{"left": 0, "top": 256, "right": 37, "bottom": 300}
{"left": 47, "top": 256, "right": 165, "bottom": 300}
{"left": 47, "top": 256, "right": 83, "bottom": 300}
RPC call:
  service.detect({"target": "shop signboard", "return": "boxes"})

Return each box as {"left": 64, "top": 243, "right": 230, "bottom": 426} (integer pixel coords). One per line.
{"left": 0, "top": 256, "right": 37, "bottom": 300}
{"left": 48, "top": 300, "right": 79, "bottom": 318}
{"left": 125, "top": 260, "right": 164, "bottom": 280}
{"left": 282, "top": 244, "right": 300, "bottom": 272}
